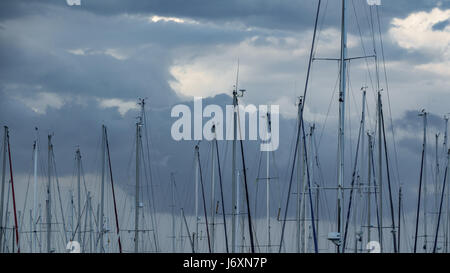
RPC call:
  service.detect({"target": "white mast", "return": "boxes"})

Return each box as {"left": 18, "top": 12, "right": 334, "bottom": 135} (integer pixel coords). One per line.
{"left": 337, "top": 0, "right": 347, "bottom": 253}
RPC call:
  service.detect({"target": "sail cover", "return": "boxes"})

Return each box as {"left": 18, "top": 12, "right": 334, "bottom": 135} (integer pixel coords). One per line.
{"left": 367, "top": 0, "right": 381, "bottom": 5}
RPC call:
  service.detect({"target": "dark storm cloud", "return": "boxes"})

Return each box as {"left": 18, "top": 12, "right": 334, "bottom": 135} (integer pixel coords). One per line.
{"left": 2, "top": 0, "right": 448, "bottom": 32}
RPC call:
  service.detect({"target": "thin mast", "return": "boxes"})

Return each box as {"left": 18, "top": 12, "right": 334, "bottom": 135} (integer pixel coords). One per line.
{"left": 7, "top": 128, "right": 20, "bottom": 253}
{"left": 398, "top": 186, "right": 402, "bottom": 252}
{"left": 135, "top": 120, "right": 141, "bottom": 253}
{"left": 215, "top": 135, "right": 229, "bottom": 253}
{"left": 414, "top": 110, "right": 427, "bottom": 253}
{"left": 181, "top": 208, "right": 194, "bottom": 253}
{"left": 76, "top": 148, "right": 82, "bottom": 246}
{"left": 296, "top": 98, "right": 303, "bottom": 253}
{"left": 196, "top": 145, "right": 212, "bottom": 253}
{"left": 46, "top": 134, "right": 52, "bottom": 253}
{"left": 210, "top": 136, "right": 216, "bottom": 253}
{"left": 377, "top": 91, "right": 383, "bottom": 252}
{"left": 266, "top": 111, "right": 272, "bottom": 252}
{"left": 435, "top": 134, "right": 440, "bottom": 214}
{"left": 0, "top": 126, "right": 8, "bottom": 252}
{"left": 358, "top": 88, "right": 367, "bottom": 253}
{"left": 444, "top": 116, "right": 449, "bottom": 252}
{"left": 33, "top": 128, "right": 38, "bottom": 253}
{"left": 99, "top": 125, "right": 106, "bottom": 253}
{"left": 231, "top": 61, "right": 239, "bottom": 253}
{"left": 105, "top": 128, "right": 122, "bottom": 253}
{"left": 194, "top": 144, "right": 199, "bottom": 252}
{"left": 422, "top": 111, "right": 428, "bottom": 252}
{"left": 433, "top": 149, "right": 449, "bottom": 253}
{"left": 337, "top": 0, "right": 347, "bottom": 253}
{"left": 367, "top": 133, "right": 373, "bottom": 249}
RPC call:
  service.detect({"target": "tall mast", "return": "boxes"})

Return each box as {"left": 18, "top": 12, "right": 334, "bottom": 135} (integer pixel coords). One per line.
{"left": 266, "top": 111, "right": 272, "bottom": 253}
{"left": 231, "top": 62, "right": 239, "bottom": 253}
{"left": 135, "top": 119, "right": 142, "bottom": 253}
{"left": 377, "top": 91, "right": 383, "bottom": 252}
{"left": 0, "top": 126, "right": 8, "bottom": 252}
{"left": 301, "top": 123, "right": 307, "bottom": 253}
{"left": 76, "top": 148, "right": 82, "bottom": 246}
{"left": 367, "top": 133, "right": 373, "bottom": 250}
{"left": 99, "top": 125, "right": 106, "bottom": 253}
{"left": 296, "top": 98, "right": 303, "bottom": 253}
{"left": 210, "top": 133, "right": 216, "bottom": 253}
{"left": 420, "top": 110, "right": 428, "bottom": 252}
{"left": 358, "top": 88, "right": 367, "bottom": 253}
{"left": 444, "top": 116, "right": 449, "bottom": 252}
{"left": 194, "top": 145, "right": 199, "bottom": 252}
{"left": 214, "top": 130, "right": 229, "bottom": 253}
{"left": 309, "top": 124, "right": 315, "bottom": 252}
{"left": 398, "top": 186, "right": 402, "bottom": 252}
{"left": 7, "top": 128, "right": 20, "bottom": 253}
{"left": 46, "top": 134, "right": 52, "bottom": 253}
{"left": 33, "top": 128, "right": 38, "bottom": 253}
{"left": 435, "top": 134, "right": 440, "bottom": 215}
{"left": 104, "top": 128, "right": 122, "bottom": 253}
{"left": 433, "top": 149, "right": 450, "bottom": 253}
{"left": 337, "top": 0, "right": 347, "bottom": 253}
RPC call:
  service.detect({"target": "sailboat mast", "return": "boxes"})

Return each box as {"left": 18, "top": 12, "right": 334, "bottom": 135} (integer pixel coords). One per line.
{"left": 76, "top": 148, "right": 81, "bottom": 245}
{"left": 377, "top": 91, "right": 383, "bottom": 252}
{"left": 296, "top": 98, "right": 303, "bottom": 253}
{"left": 337, "top": 0, "right": 347, "bottom": 253}
{"left": 435, "top": 134, "right": 440, "bottom": 215}
{"left": 422, "top": 111, "right": 428, "bottom": 252}
{"left": 99, "top": 125, "right": 106, "bottom": 253}
{"left": 266, "top": 111, "right": 271, "bottom": 253}
{"left": 358, "top": 88, "right": 367, "bottom": 253}
{"left": 444, "top": 116, "right": 449, "bottom": 253}
{"left": 194, "top": 145, "right": 199, "bottom": 252}
{"left": 210, "top": 136, "right": 216, "bottom": 253}
{"left": 0, "top": 126, "right": 8, "bottom": 252}
{"left": 367, "top": 133, "right": 373, "bottom": 249}
{"left": 135, "top": 120, "right": 141, "bottom": 253}
{"left": 7, "top": 128, "right": 20, "bottom": 253}
{"left": 231, "top": 63, "right": 239, "bottom": 253}
{"left": 104, "top": 128, "right": 122, "bottom": 253}
{"left": 46, "top": 135, "right": 52, "bottom": 253}
{"left": 33, "top": 128, "right": 38, "bottom": 253}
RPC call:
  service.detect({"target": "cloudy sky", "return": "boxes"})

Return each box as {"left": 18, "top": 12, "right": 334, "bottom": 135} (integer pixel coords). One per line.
{"left": 1, "top": 0, "right": 450, "bottom": 253}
